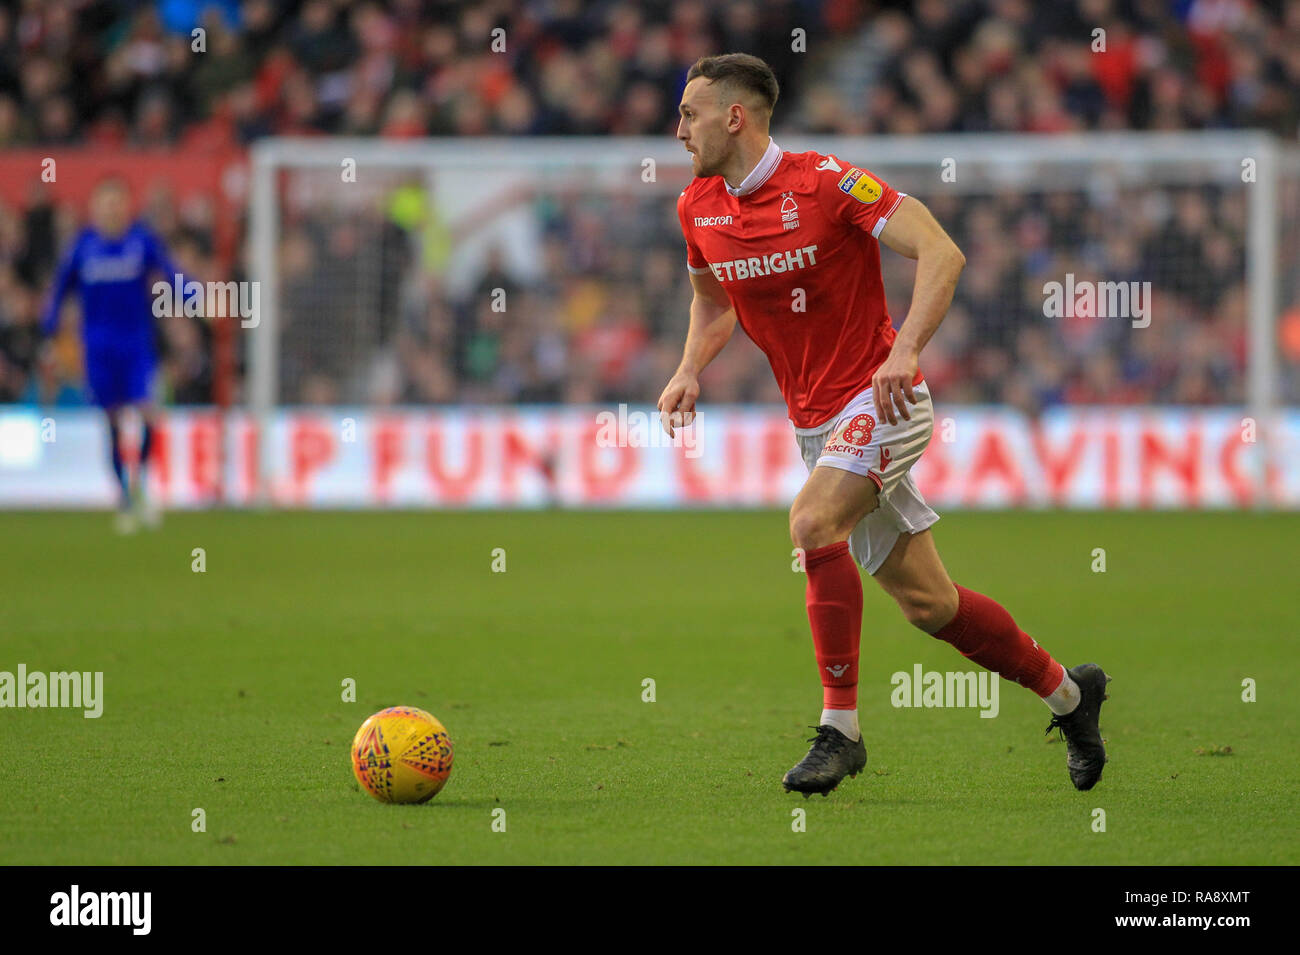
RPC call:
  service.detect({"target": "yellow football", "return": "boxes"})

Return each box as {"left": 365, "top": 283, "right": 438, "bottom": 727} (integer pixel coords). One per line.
{"left": 351, "top": 706, "right": 454, "bottom": 804}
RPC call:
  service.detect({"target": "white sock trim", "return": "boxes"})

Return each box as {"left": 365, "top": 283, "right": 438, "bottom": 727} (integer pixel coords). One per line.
{"left": 820, "top": 708, "right": 860, "bottom": 741}
{"left": 1042, "top": 666, "right": 1081, "bottom": 715}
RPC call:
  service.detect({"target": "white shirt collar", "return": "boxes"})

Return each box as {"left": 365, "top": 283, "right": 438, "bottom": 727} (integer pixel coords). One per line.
{"left": 725, "top": 137, "right": 782, "bottom": 197}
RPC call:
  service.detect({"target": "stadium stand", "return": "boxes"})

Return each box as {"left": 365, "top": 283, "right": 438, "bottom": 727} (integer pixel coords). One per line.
{"left": 1, "top": 0, "right": 1297, "bottom": 408}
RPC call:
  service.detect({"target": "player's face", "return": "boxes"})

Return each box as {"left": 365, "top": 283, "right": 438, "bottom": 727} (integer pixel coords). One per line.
{"left": 91, "top": 184, "right": 130, "bottom": 237}
{"left": 677, "top": 78, "right": 730, "bottom": 178}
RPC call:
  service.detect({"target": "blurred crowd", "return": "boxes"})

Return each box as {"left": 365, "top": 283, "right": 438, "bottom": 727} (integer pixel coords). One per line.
{"left": 2, "top": 0, "right": 1299, "bottom": 409}
{"left": 4, "top": 0, "right": 1299, "bottom": 145}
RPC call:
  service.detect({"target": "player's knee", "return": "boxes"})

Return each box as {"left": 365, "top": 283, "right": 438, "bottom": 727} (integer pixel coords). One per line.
{"left": 896, "top": 585, "right": 959, "bottom": 635}
{"left": 789, "top": 506, "right": 842, "bottom": 552}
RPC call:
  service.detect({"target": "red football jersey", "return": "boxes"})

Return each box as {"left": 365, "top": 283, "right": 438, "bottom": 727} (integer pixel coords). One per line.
{"left": 676, "top": 139, "right": 924, "bottom": 429}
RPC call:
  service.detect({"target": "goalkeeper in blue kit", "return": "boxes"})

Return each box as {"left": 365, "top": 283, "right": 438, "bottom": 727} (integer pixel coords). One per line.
{"left": 41, "top": 177, "right": 181, "bottom": 531}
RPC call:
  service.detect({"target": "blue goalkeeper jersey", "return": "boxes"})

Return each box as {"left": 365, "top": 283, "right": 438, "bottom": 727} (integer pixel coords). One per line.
{"left": 41, "top": 222, "right": 179, "bottom": 356}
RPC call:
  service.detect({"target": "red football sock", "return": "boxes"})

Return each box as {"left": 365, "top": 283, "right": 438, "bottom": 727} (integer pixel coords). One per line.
{"left": 804, "top": 541, "right": 862, "bottom": 709}
{"left": 931, "top": 584, "right": 1064, "bottom": 696}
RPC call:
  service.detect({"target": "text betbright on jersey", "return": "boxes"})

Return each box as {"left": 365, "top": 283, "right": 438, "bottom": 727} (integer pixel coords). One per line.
{"left": 677, "top": 148, "right": 916, "bottom": 429}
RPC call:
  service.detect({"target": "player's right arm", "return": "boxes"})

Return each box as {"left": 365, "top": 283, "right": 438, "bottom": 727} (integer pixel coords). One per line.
{"left": 36, "top": 235, "right": 83, "bottom": 381}
{"left": 658, "top": 267, "right": 735, "bottom": 437}
{"left": 40, "top": 235, "right": 83, "bottom": 338}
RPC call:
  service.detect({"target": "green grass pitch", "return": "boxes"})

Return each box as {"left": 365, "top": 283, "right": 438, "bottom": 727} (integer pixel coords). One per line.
{"left": 1, "top": 509, "right": 1296, "bottom": 865}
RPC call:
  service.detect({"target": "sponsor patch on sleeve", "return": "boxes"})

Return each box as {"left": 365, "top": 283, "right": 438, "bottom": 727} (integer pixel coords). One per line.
{"left": 837, "top": 168, "right": 881, "bottom": 204}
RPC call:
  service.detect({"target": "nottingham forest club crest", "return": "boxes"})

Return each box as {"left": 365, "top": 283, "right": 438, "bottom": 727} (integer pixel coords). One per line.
{"left": 780, "top": 192, "right": 800, "bottom": 230}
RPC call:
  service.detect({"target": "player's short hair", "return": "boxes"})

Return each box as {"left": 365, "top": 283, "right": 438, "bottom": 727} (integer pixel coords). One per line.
{"left": 686, "top": 53, "right": 779, "bottom": 119}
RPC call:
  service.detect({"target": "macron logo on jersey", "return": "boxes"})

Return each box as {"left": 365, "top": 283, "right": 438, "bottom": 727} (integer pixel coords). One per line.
{"left": 709, "top": 244, "right": 818, "bottom": 283}
{"left": 693, "top": 215, "right": 733, "bottom": 227}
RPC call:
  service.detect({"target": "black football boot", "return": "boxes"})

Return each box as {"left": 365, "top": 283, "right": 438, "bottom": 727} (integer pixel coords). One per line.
{"left": 782, "top": 725, "right": 868, "bottom": 797}
{"left": 1044, "top": 663, "right": 1111, "bottom": 791}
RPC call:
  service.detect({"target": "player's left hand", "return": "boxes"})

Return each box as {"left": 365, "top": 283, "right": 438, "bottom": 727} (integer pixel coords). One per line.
{"left": 871, "top": 345, "right": 919, "bottom": 425}
{"left": 37, "top": 340, "right": 58, "bottom": 378}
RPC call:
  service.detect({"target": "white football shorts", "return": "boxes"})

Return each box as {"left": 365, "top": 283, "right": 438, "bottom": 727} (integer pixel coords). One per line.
{"left": 794, "top": 380, "right": 940, "bottom": 575}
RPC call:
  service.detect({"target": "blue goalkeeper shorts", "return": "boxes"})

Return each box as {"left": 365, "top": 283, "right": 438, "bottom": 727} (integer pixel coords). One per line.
{"left": 85, "top": 347, "right": 155, "bottom": 408}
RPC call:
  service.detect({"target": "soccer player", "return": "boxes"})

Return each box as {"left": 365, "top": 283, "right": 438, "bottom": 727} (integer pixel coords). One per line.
{"left": 41, "top": 177, "right": 179, "bottom": 532}
{"left": 659, "top": 54, "right": 1110, "bottom": 796}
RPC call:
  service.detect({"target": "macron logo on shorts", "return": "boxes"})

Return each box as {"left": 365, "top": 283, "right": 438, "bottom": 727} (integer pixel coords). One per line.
{"left": 822, "top": 442, "right": 865, "bottom": 458}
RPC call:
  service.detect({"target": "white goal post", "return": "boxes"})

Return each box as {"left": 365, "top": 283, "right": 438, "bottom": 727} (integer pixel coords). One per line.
{"left": 247, "top": 131, "right": 1291, "bottom": 508}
